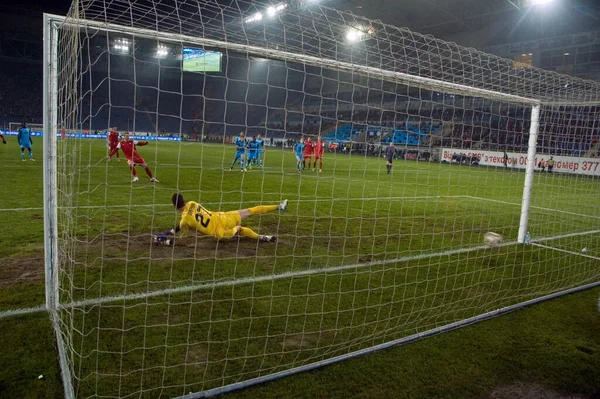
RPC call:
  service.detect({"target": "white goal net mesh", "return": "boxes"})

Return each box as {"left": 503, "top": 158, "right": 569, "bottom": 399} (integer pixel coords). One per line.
{"left": 49, "top": 0, "right": 600, "bottom": 397}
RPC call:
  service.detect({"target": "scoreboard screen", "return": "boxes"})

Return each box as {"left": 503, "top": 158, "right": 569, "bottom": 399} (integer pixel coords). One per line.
{"left": 182, "top": 48, "right": 222, "bottom": 73}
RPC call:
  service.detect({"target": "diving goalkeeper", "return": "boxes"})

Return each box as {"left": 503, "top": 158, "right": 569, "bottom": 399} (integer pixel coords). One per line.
{"left": 154, "top": 193, "right": 288, "bottom": 245}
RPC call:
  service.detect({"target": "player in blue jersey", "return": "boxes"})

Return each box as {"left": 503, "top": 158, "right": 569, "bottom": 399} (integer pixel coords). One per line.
{"left": 294, "top": 137, "right": 305, "bottom": 173}
{"left": 17, "top": 122, "right": 34, "bottom": 161}
{"left": 246, "top": 136, "right": 259, "bottom": 169}
{"left": 230, "top": 132, "right": 247, "bottom": 172}
{"left": 256, "top": 133, "right": 265, "bottom": 167}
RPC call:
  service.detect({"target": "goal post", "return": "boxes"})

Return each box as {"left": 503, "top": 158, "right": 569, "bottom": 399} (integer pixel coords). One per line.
{"left": 44, "top": 0, "right": 600, "bottom": 397}
{"left": 517, "top": 103, "right": 540, "bottom": 244}
{"left": 43, "top": 12, "right": 76, "bottom": 399}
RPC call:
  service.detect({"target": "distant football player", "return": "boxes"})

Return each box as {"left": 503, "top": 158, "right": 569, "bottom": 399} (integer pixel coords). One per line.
{"left": 312, "top": 136, "right": 325, "bottom": 172}
{"left": 18, "top": 121, "right": 34, "bottom": 161}
{"left": 537, "top": 158, "right": 546, "bottom": 172}
{"left": 294, "top": 137, "right": 305, "bottom": 173}
{"left": 153, "top": 193, "right": 288, "bottom": 244}
{"left": 107, "top": 127, "right": 120, "bottom": 160}
{"left": 547, "top": 156, "right": 555, "bottom": 173}
{"left": 0, "top": 131, "right": 6, "bottom": 144}
{"left": 230, "top": 132, "right": 247, "bottom": 172}
{"left": 385, "top": 142, "right": 397, "bottom": 174}
{"left": 109, "top": 133, "right": 158, "bottom": 182}
{"left": 302, "top": 137, "right": 313, "bottom": 169}
{"left": 256, "top": 133, "right": 265, "bottom": 167}
{"left": 246, "top": 136, "right": 259, "bottom": 169}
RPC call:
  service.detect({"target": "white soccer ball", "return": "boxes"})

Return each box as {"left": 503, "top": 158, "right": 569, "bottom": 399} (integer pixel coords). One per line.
{"left": 484, "top": 232, "right": 503, "bottom": 248}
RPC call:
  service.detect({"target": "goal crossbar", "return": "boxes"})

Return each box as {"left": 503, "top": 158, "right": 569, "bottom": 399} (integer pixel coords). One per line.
{"left": 46, "top": 14, "right": 539, "bottom": 106}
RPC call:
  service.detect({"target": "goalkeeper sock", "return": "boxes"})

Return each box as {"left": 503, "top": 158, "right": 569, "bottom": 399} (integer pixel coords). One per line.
{"left": 238, "top": 227, "right": 259, "bottom": 239}
{"left": 248, "top": 205, "right": 278, "bottom": 215}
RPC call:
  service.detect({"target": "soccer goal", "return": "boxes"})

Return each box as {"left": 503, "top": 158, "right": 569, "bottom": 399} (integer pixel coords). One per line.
{"left": 43, "top": 1, "right": 600, "bottom": 397}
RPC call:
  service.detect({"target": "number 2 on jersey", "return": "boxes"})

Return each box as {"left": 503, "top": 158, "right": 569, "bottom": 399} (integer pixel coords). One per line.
{"left": 195, "top": 205, "right": 211, "bottom": 228}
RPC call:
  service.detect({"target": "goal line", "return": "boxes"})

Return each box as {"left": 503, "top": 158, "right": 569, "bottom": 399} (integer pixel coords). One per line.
{"left": 2, "top": 227, "right": 598, "bottom": 321}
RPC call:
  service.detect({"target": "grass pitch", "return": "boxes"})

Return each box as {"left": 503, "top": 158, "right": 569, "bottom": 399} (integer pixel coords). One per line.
{"left": 0, "top": 139, "right": 599, "bottom": 398}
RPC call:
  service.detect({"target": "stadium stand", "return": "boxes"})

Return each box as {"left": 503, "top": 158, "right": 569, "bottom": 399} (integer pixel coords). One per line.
{"left": 0, "top": 60, "right": 43, "bottom": 126}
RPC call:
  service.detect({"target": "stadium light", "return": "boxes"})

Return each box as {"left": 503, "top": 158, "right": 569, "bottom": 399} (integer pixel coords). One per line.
{"left": 113, "top": 38, "right": 130, "bottom": 54}
{"left": 529, "top": 0, "right": 554, "bottom": 6}
{"left": 267, "top": 3, "right": 288, "bottom": 17}
{"left": 245, "top": 12, "right": 263, "bottom": 23}
{"left": 346, "top": 27, "right": 365, "bottom": 42}
{"left": 155, "top": 45, "right": 169, "bottom": 58}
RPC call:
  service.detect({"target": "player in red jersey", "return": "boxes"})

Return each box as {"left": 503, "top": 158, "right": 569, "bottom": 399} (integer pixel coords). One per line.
{"left": 107, "top": 127, "right": 120, "bottom": 160}
{"left": 312, "top": 136, "right": 325, "bottom": 172}
{"left": 108, "top": 133, "right": 158, "bottom": 182}
{"left": 302, "top": 137, "right": 313, "bottom": 169}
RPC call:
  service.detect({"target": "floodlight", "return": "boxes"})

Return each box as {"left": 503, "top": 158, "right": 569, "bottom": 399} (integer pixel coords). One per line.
{"left": 346, "top": 27, "right": 365, "bottom": 42}
{"left": 266, "top": 3, "right": 287, "bottom": 17}
{"left": 156, "top": 45, "right": 169, "bottom": 58}
{"left": 113, "top": 38, "right": 131, "bottom": 53}
{"left": 245, "top": 12, "right": 263, "bottom": 23}
{"left": 529, "top": 0, "right": 554, "bottom": 5}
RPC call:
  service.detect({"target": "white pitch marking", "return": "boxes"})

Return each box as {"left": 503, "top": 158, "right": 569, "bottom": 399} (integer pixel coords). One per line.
{"left": 0, "top": 305, "right": 46, "bottom": 319}
{"left": 0, "top": 240, "right": 512, "bottom": 319}
{"left": 464, "top": 195, "right": 600, "bottom": 220}
{"left": 4, "top": 227, "right": 600, "bottom": 320}
{"left": 533, "top": 229, "right": 600, "bottom": 243}
{"left": 532, "top": 242, "right": 600, "bottom": 261}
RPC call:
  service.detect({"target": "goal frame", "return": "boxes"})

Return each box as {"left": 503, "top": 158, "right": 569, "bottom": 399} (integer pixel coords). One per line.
{"left": 43, "top": 13, "right": 75, "bottom": 399}
{"left": 42, "top": 11, "right": 598, "bottom": 399}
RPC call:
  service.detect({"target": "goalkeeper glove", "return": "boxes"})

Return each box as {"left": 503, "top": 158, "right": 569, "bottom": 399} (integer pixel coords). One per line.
{"left": 153, "top": 232, "right": 173, "bottom": 246}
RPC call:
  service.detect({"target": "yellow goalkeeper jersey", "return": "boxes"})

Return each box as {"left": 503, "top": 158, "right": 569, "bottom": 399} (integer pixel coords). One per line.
{"left": 179, "top": 201, "right": 241, "bottom": 238}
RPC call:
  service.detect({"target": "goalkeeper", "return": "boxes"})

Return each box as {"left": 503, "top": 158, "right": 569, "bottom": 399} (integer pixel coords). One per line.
{"left": 154, "top": 193, "right": 287, "bottom": 245}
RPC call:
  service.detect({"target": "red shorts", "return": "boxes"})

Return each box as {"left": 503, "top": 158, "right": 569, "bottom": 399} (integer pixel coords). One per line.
{"left": 109, "top": 142, "right": 119, "bottom": 150}
{"left": 303, "top": 154, "right": 313, "bottom": 159}
{"left": 127, "top": 156, "right": 146, "bottom": 166}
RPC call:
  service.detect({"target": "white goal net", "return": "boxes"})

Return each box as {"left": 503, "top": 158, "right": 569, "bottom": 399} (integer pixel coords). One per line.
{"left": 45, "top": 0, "right": 600, "bottom": 397}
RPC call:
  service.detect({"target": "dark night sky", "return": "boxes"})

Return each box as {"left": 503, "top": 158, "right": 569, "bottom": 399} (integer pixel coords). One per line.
{"left": 0, "top": 0, "right": 71, "bottom": 17}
